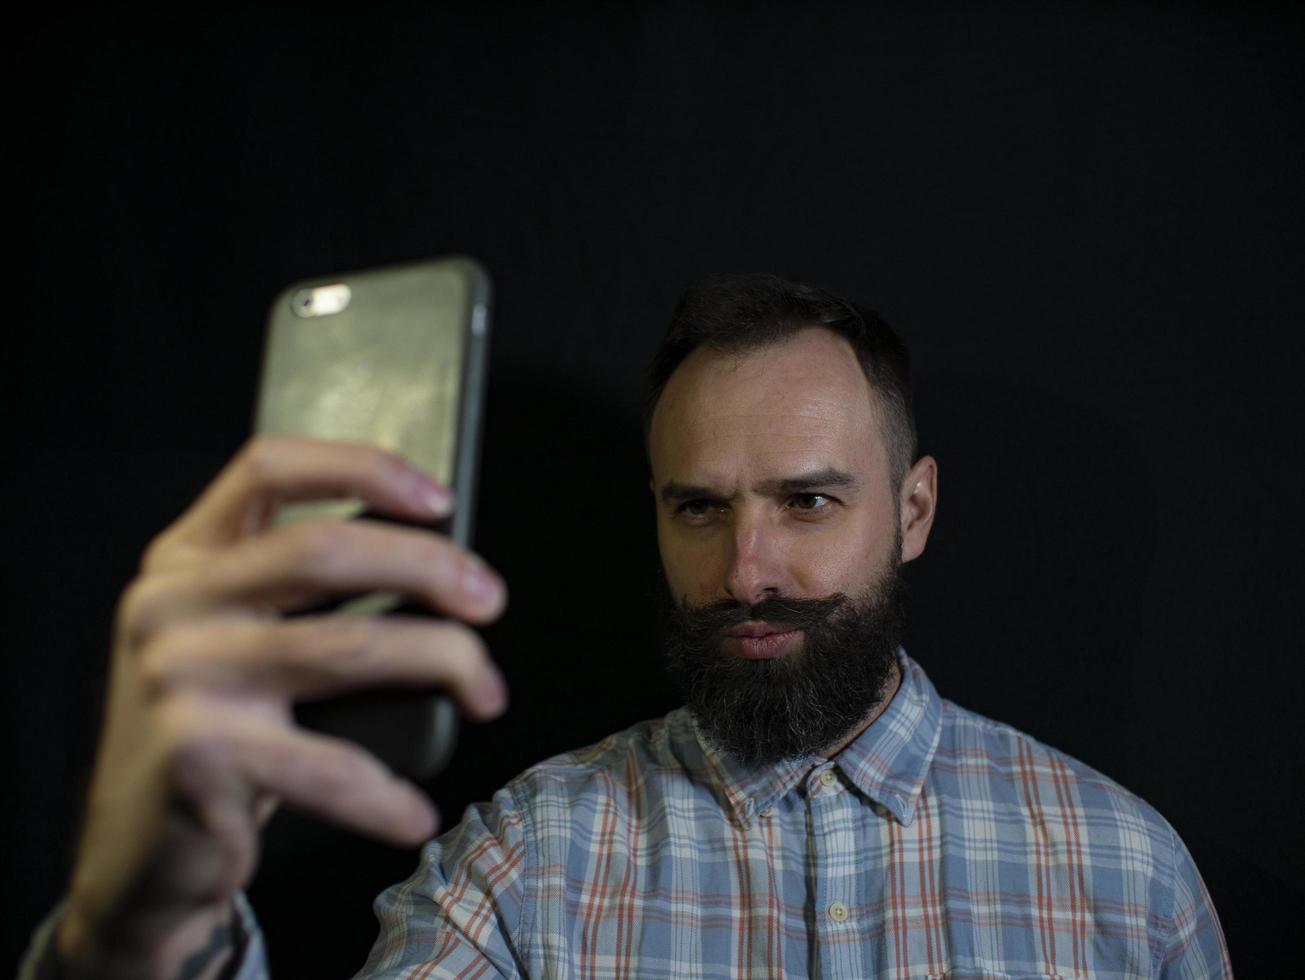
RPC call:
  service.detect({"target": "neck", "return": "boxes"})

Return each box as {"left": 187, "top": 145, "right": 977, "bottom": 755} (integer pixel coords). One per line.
{"left": 820, "top": 657, "right": 903, "bottom": 758}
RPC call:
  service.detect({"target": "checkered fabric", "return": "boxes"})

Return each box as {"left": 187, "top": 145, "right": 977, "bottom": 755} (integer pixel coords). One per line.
{"left": 354, "top": 651, "right": 1230, "bottom": 979}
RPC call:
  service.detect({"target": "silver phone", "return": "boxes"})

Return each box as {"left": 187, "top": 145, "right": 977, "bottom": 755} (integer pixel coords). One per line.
{"left": 253, "top": 255, "right": 491, "bottom": 780}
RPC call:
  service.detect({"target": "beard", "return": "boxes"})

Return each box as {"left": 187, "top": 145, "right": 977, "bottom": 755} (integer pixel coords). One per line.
{"left": 662, "top": 549, "right": 906, "bottom": 768}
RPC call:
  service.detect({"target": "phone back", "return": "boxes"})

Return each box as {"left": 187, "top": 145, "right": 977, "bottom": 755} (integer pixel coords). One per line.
{"left": 257, "top": 257, "right": 490, "bottom": 547}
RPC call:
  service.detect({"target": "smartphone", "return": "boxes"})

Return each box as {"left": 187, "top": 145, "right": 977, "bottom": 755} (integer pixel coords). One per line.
{"left": 253, "top": 256, "right": 491, "bottom": 781}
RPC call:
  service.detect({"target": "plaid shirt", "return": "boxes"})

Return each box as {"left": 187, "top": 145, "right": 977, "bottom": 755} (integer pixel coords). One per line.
{"left": 16, "top": 653, "right": 1230, "bottom": 980}
{"left": 350, "top": 651, "right": 1230, "bottom": 979}
{"left": 20, "top": 651, "right": 1230, "bottom": 980}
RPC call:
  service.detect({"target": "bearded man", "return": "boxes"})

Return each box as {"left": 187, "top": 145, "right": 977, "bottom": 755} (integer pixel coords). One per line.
{"left": 28, "top": 274, "right": 1229, "bottom": 979}
{"left": 356, "top": 275, "right": 1230, "bottom": 977}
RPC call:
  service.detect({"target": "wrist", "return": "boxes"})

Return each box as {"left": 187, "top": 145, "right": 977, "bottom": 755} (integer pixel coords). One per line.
{"left": 55, "top": 900, "right": 237, "bottom": 980}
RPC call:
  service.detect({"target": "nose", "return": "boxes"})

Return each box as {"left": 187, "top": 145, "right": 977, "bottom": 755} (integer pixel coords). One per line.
{"left": 723, "top": 512, "right": 785, "bottom": 607}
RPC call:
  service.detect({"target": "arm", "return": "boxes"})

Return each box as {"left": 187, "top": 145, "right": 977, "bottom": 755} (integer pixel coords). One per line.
{"left": 1159, "top": 829, "right": 1233, "bottom": 979}
{"left": 18, "top": 893, "right": 268, "bottom": 980}
{"left": 354, "top": 788, "right": 533, "bottom": 979}
{"left": 38, "top": 436, "right": 509, "bottom": 979}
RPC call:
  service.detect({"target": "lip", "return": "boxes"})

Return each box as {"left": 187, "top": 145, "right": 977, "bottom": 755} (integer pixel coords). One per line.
{"left": 724, "top": 620, "right": 792, "bottom": 639}
{"left": 722, "top": 625, "right": 802, "bottom": 660}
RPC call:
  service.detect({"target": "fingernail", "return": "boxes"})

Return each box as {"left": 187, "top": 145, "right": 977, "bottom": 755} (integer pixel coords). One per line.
{"left": 478, "top": 666, "right": 508, "bottom": 713}
{"left": 418, "top": 482, "right": 453, "bottom": 517}
{"left": 461, "top": 562, "right": 500, "bottom": 603}
{"left": 416, "top": 801, "right": 440, "bottom": 841}
{"left": 393, "top": 781, "right": 439, "bottom": 843}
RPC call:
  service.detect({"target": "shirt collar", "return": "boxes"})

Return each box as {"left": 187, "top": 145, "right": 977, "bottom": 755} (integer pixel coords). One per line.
{"left": 832, "top": 649, "right": 943, "bottom": 825}
{"left": 677, "top": 649, "right": 943, "bottom": 828}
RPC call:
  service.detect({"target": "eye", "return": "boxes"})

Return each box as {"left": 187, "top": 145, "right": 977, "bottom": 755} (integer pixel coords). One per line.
{"left": 787, "top": 493, "right": 835, "bottom": 517}
{"left": 675, "top": 498, "right": 724, "bottom": 522}
{"left": 792, "top": 493, "right": 828, "bottom": 509}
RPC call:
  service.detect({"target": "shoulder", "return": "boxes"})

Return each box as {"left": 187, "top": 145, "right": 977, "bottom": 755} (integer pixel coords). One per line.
{"left": 496, "top": 707, "right": 700, "bottom": 824}
{"left": 930, "top": 698, "right": 1229, "bottom": 969}
{"left": 933, "top": 697, "right": 1183, "bottom": 862}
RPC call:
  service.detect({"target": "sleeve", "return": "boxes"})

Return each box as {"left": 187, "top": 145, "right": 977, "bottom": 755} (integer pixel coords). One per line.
{"left": 15, "top": 891, "right": 269, "bottom": 980}
{"left": 353, "top": 784, "right": 535, "bottom": 979}
{"left": 1158, "top": 828, "right": 1233, "bottom": 979}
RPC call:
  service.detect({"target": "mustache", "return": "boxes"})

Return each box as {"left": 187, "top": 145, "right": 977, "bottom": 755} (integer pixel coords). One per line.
{"left": 672, "top": 593, "right": 852, "bottom": 639}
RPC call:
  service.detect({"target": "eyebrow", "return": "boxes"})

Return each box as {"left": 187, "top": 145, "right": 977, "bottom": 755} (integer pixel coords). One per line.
{"left": 659, "top": 467, "right": 859, "bottom": 506}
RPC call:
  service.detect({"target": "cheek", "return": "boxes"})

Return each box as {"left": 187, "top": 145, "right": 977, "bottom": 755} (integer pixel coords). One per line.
{"left": 657, "top": 537, "right": 720, "bottom": 597}
{"left": 657, "top": 520, "right": 726, "bottom": 600}
{"left": 793, "top": 515, "right": 895, "bottom": 595}
{"left": 789, "top": 540, "right": 856, "bottom": 594}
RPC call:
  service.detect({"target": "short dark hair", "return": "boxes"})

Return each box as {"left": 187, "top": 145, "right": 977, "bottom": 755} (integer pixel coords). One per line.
{"left": 643, "top": 273, "right": 918, "bottom": 486}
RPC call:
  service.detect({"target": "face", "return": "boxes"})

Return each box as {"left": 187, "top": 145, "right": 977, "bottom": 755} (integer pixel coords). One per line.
{"left": 649, "top": 327, "right": 937, "bottom": 763}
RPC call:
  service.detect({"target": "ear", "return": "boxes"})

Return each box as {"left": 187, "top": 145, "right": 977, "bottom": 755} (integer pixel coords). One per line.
{"left": 898, "top": 455, "right": 938, "bottom": 564}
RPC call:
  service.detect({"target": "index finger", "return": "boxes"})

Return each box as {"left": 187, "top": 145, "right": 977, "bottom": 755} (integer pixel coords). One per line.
{"left": 171, "top": 435, "right": 452, "bottom": 547}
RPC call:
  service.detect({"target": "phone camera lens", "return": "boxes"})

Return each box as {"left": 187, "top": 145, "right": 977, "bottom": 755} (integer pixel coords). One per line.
{"left": 291, "top": 288, "right": 316, "bottom": 316}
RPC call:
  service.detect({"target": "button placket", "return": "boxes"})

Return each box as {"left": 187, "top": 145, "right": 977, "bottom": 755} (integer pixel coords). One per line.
{"left": 807, "top": 762, "right": 859, "bottom": 975}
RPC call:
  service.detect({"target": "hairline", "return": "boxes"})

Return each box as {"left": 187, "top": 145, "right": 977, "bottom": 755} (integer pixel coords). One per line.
{"left": 643, "top": 327, "right": 912, "bottom": 492}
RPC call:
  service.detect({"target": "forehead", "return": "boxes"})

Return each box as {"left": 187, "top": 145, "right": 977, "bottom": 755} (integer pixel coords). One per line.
{"left": 649, "top": 327, "right": 884, "bottom": 480}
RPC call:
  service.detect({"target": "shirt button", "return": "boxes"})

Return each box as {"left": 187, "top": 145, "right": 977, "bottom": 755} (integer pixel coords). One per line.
{"left": 759, "top": 806, "right": 775, "bottom": 818}
{"left": 820, "top": 769, "right": 838, "bottom": 787}
{"left": 827, "top": 901, "right": 849, "bottom": 922}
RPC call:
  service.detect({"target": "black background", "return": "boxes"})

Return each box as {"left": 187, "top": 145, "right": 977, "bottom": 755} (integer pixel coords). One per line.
{"left": 8, "top": 5, "right": 1303, "bottom": 975}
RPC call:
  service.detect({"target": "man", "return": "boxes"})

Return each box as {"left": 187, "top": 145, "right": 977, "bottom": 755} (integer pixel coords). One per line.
{"left": 24, "top": 274, "right": 1229, "bottom": 978}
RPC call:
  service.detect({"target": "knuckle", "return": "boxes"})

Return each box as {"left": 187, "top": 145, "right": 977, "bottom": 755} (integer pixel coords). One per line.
{"left": 289, "top": 617, "right": 377, "bottom": 676}
{"left": 152, "top": 695, "right": 196, "bottom": 742}
{"left": 138, "top": 530, "right": 175, "bottom": 574}
{"left": 239, "top": 435, "right": 287, "bottom": 486}
{"left": 155, "top": 698, "right": 224, "bottom": 768}
{"left": 376, "top": 447, "right": 413, "bottom": 490}
{"left": 116, "top": 577, "right": 168, "bottom": 645}
{"left": 283, "top": 520, "right": 348, "bottom": 573}
{"left": 137, "top": 626, "right": 189, "bottom": 695}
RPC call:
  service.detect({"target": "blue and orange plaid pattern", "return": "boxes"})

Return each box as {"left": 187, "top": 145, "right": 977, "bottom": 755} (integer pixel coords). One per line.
{"left": 348, "top": 651, "right": 1230, "bottom": 978}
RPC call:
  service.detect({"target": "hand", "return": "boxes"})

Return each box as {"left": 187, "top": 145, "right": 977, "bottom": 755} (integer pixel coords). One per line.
{"left": 55, "top": 436, "right": 508, "bottom": 979}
